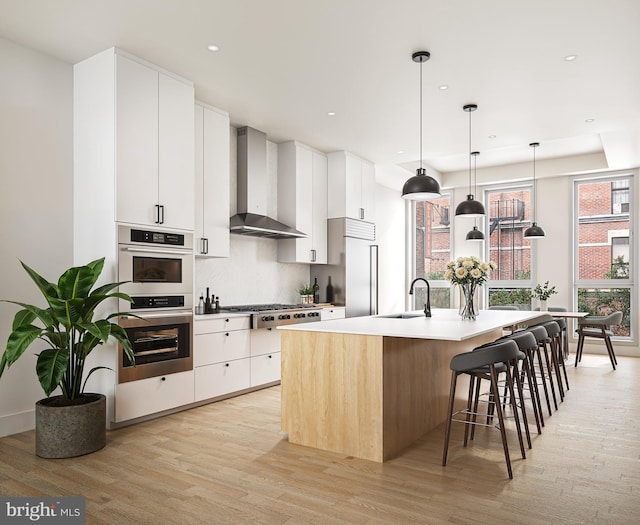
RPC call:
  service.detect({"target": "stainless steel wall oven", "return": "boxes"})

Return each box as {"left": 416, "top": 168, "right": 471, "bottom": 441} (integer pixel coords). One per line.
{"left": 117, "top": 225, "right": 194, "bottom": 312}
{"left": 118, "top": 311, "right": 193, "bottom": 383}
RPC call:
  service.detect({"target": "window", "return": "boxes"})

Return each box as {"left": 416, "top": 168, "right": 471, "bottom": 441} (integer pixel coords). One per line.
{"left": 574, "top": 175, "right": 633, "bottom": 339}
{"left": 486, "top": 185, "right": 534, "bottom": 307}
{"left": 414, "top": 195, "right": 451, "bottom": 308}
{"left": 611, "top": 179, "right": 629, "bottom": 214}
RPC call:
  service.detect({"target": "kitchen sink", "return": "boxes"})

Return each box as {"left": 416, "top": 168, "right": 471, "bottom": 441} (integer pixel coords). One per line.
{"left": 377, "top": 313, "right": 425, "bottom": 319}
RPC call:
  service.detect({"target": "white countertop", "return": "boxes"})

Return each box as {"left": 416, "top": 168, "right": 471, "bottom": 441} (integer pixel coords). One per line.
{"left": 194, "top": 312, "right": 251, "bottom": 320}
{"left": 277, "top": 308, "right": 547, "bottom": 341}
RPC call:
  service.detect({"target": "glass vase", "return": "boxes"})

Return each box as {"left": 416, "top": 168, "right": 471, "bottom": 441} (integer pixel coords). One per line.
{"left": 458, "top": 282, "right": 479, "bottom": 320}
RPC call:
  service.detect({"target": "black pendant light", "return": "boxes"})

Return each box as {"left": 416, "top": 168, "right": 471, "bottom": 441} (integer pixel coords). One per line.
{"left": 455, "top": 104, "right": 486, "bottom": 217}
{"left": 401, "top": 51, "right": 441, "bottom": 200}
{"left": 524, "top": 142, "right": 545, "bottom": 238}
{"left": 466, "top": 151, "right": 485, "bottom": 241}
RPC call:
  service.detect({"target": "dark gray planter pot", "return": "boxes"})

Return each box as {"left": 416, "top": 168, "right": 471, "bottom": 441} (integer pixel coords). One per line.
{"left": 35, "top": 393, "right": 106, "bottom": 458}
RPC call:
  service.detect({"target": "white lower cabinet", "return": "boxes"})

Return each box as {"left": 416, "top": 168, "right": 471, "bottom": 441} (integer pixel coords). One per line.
{"left": 193, "top": 315, "right": 251, "bottom": 402}
{"left": 250, "top": 352, "right": 281, "bottom": 386}
{"left": 321, "top": 306, "right": 347, "bottom": 320}
{"left": 114, "top": 370, "right": 195, "bottom": 423}
{"left": 194, "top": 359, "right": 251, "bottom": 401}
{"left": 250, "top": 328, "right": 281, "bottom": 386}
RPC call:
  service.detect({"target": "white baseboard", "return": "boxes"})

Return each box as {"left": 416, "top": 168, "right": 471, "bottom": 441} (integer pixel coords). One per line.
{"left": 0, "top": 409, "right": 35, "bottom": 437}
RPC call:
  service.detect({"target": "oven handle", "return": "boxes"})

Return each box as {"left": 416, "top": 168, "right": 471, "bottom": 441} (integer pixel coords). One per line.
{"left": 120, "top": 246, "right": 193, "bottom": 256}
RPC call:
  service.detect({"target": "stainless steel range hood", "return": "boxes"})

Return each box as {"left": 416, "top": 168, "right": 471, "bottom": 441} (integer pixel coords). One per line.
{"left": 230, "top": 126, "right": 306, "bottom": 239}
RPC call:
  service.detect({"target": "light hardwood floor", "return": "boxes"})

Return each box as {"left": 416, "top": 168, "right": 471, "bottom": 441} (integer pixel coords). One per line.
{"left": 1, "top": 354, "right": 639, "bottom": 524}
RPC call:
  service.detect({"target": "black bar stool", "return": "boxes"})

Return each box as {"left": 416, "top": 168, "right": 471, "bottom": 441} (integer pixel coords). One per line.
{"left": 526, "top": 325, "right": 559, "bottom": 415}
{"left": 500, "top": 330, "right": 544, "bottom": 435}
{"left": 442, "top": 339, "right": 523, "bottom": 479}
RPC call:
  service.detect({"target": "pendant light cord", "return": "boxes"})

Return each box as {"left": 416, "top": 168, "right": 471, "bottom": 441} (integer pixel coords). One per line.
{"left": 419, "top": 58, "right": 423, "bottom": 171}
{"left": 468, "top": 109, "right": 472, "bottom": 193}
{"left": 532, "top": 144, "right": 537, "bottom": 222}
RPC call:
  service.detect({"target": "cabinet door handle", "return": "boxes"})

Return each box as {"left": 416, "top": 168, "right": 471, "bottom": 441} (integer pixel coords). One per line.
{"left": 225, "top": 363, "right": 230, "bottom": 367}
{"left": 201, "top": 237, "right": 208, "bottom": 255}
{"left": 155, "top": 204, "right": 165, "bottom": 224}
{"left": 225, "top": 333, "right": 229, "bottom": 336}
{"left": 359, "top": 207, "right": 365, "bottom": 220}
{"left": 268, "top": 355, "right": 272, "bottom": 359}
{"left": 310, "top": 249, "right": 316, "bottom": 262}
{"left": 161, "top": 376, "right": 166, "bottom": 382}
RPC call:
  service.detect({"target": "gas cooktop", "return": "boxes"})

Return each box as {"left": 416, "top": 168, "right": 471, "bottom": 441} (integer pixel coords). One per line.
{"left": 220, "top": 304, "right": 322, "bottom": 329}
{"left": 221, "top": 304, "right": 319, "bottom": 313}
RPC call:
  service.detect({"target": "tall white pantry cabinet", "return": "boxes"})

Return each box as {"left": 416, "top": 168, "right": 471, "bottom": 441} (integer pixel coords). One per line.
{"left": 73, "top": 48, "right": 195, "bottom": 426}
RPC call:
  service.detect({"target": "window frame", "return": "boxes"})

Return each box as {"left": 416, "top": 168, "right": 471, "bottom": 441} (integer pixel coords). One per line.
{"left": 483, "top": 182, "right": 535, "bottom": 306}
{"left": 572, "top": 171, "right": 636, "bottom": 343}
{"left": 409, "top": 193, "right": 454, "bottom": 310}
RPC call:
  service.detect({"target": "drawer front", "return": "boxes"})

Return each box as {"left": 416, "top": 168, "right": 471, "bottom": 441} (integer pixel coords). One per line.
{"left": 321, "top": 307, "right": 346, "bottom": 321}
{"left": 250, "top": 352, "right": 281, "bottom": 386}
{"left": 250, "top": 327, "right": 281, "bottom": 357}
{"left": 194, "top": 358, "right": 251, "bottom": 401}
{"left": 194, "top": 316, "right": 250, "bottom": 335}
{"left": 114, "top": 370, "right": 195, "bottom": 423}
{"left": 194, "top": 329, "right": 250, "bottom": 367}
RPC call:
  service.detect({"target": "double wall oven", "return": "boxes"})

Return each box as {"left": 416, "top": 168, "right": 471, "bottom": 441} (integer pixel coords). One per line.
{"left": 117, "top": 225, "right": 194, "bottom": 383}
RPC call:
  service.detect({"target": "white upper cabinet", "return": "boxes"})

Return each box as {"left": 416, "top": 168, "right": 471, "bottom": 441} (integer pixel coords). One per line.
{"left": 115, "top": 53, "right": 194, "bottom": 230}
{"left": 277, "top": 142, "right": 328, "bottom": 264}
{"left": 194, "top": 103, "right": 230, "bottom": 257}
{"left": 327, "top": 151, "right": 376, "bottom": 222}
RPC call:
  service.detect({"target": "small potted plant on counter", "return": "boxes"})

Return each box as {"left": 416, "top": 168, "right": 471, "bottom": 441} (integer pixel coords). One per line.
{"left": 298, "top": 284, "right": 314, "bottom": 304}
{"left": 0, "top": 258, "right": 135, "bottom": 458}
{"left": 532, "top": 280, "right": 557, "bottom": 311}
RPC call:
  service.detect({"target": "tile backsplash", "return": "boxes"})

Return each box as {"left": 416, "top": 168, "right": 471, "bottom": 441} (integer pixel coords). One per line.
{"left": 195, "top": 236, "right": 310, "bottom": 306}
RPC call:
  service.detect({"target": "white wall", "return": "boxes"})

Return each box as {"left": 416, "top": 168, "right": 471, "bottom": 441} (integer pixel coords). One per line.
{"left": 0, "top": 39, "right": 73, "bottom": 436}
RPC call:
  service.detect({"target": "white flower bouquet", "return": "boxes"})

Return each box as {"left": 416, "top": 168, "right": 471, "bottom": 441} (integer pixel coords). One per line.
{"left": 445, "top": 256, "right": 497, "bottom": 287}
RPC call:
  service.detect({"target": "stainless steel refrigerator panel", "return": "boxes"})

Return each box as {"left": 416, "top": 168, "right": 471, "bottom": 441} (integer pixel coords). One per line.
{"left": 311, "top": 217, "right": 377, "bottom": 318}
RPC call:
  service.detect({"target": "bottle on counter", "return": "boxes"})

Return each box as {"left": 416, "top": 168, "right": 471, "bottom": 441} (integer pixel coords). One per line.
{"left": 313, "top": 277, "right": 320, "bottom": 304}
{"left": 196, "top": 295, "right": 205, "bottom": 315}
{"left": 326, "top": 276, "right": 334, "bottom": 303}
{"left": 204, "top": 288, "right": 212, "bottom": 314}
{"left": 215, "top": 296, "right": 220, "bottom": 313}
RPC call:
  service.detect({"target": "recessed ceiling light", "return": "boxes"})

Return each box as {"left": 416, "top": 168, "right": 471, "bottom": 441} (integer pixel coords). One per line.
{"left": 488, "top": 135, "right": 496, "bottom": 139}
{"left": 564, "top": 54, "right": 577, "bottom": 61}
{"left": 585, "top": 118, "right": 595, "bottom": 123}
{"left": 327, "top": 112, "right": 336, "bottom": 116}
{"left": 207, "top": 44, "right": 220, "bottom": 52}
{"left": 438, "top": 85, "right": 449, "bottom": 90}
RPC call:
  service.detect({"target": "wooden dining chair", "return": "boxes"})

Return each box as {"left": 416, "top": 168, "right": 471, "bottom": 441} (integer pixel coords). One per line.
{"left": 575, "top": 311, "right": 623, "bottom": 370}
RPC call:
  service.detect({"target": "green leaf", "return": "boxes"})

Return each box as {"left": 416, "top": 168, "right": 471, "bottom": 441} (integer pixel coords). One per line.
{"left": 58, "top": 261, "right": 101, "bottom": 300}
{"left": 110, "top": 323, "right": 136, "bottom": 366}
{"left": 20, "top": 260, "right": 59, "bottom": 301}
{"left": 2, "top": 302, "right": 54, "bottom": 329}
{"left": 11, "top": 309, "right": 37, "bottom": 331}
{"left": 1, "top": 325, "right": 42, "bottom": 370}
{"left": 36, "top": 348, "right": 69, "bottom": 397}
{"left": 82, "top": 365, "right": 113, "bottom": 393}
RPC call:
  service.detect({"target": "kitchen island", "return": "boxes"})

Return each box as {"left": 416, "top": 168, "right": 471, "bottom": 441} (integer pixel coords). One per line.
{"left": 278, "top": 308, "right": 545, "bottom": 462}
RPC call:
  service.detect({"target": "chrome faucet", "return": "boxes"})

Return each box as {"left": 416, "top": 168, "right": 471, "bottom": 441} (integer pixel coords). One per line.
{"left": 409, "top": 277, "right": 432, "bottom": 317}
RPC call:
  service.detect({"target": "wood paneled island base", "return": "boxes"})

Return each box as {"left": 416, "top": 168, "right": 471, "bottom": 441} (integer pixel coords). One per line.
{"left": 280, "top": 328, "right": 502, "bottom": 462}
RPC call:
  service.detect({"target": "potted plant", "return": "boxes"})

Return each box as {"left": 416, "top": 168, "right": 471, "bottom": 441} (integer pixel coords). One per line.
{"left": 298, "top": 284, "right": 314, "bottom": 304}
{"left": 532, "top": 280, "right": 558, "bottom": 311}
{"left": 0, "top": 258, "right": 135, "bottom": 458}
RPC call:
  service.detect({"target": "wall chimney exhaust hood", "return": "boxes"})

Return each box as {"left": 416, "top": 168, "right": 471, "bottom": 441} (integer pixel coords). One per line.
{"left": 230, "top": 126, "right": 307, "bottom": 239}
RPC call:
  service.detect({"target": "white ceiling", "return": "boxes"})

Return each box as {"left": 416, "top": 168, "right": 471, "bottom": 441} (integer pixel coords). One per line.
{"left": 1, "top": 0, "right": 639, "bottom": 189}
